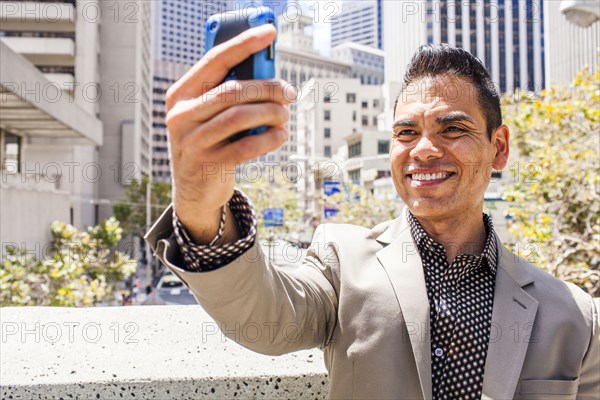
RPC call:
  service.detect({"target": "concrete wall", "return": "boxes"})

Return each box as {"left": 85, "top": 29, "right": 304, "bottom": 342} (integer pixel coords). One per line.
{"left": 0, "top": 305, "right": 329, "bottom": 399}
{"left": 1, "top": 175, "right": 70, "bottom": 252}
{"left": 21, "top": 138, "right": 98, "bottom": 229}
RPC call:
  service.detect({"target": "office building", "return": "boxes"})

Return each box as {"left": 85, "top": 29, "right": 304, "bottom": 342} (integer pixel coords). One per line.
{"left": 295, "top": 77, "right": 384, "bottom": 217}
{"left": 331, "top": 0, "right": 383, "bottom": 49}
{"left": 97, "top": 0, "right": 153, "bottom": 221}
{"left": 330, "top": 41, "right": 385, "bottom": 85}
{"left": 0, "top": 0, "right": 153, "bottom": 248}
{"left": 1, "top": 0, "right": 103, "bottom": 247}
{"left": 150, "top": 1, "right": 228, "bottom": 186}
{"left": 382, "top": 0, "right": 546, "bottom": 126}
{"left": 153, "top": 0, "right": 230, "bottom": 65}
{"left": 268, "top": 14, "right": 352, "bottom": 165}
{"left": 342, "top": 129, "right": 391, "bottom": 188}
{"left": 544, "top": 0, "right": 599, "bottom": 85}
{"left": 383, "top": 0, "right": 546, "bottom": 92}
{"left": 151, "top": 60, "right": 188, "bottom": 182}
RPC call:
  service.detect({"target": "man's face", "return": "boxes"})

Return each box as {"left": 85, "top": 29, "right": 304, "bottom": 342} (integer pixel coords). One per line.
{"left": 390, "top": 75, "right": 509, "bottom": 221}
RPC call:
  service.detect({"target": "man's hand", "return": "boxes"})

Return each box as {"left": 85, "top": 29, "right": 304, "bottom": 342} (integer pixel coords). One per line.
{"left": 165, "top": 24, "right": 296, "bottom": 244}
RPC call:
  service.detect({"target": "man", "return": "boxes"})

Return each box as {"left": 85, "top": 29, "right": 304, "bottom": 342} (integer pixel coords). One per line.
{"left": 145, "top": 25, "right": 599, "bottom": 399}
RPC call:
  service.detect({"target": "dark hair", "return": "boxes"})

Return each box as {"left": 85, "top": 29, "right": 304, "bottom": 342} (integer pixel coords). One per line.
{"left": 393, "top": 44, "right": 501, "bottom": 140}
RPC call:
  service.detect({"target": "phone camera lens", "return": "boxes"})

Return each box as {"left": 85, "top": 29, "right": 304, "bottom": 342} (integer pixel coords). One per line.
{"left": 209, "top": 21, "right": 218, "bottom": 31}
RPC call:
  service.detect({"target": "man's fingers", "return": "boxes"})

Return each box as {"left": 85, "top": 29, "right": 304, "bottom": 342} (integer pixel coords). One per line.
{"left": 166, "top": 24, "right": 276, "bottom": 110}
{"left": 220, "top": 127, "right": 289, "bottom": 164}
{"left": 182, "top": 103, "right": 289, "bottom": 149}
{"left": 167, "top": 80, "right": 296, "bottom": 134}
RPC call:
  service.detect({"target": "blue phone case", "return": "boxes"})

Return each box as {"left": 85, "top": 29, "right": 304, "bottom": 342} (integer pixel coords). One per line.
{"left": 205, "top": 7, "right": 276, "bottom": 141}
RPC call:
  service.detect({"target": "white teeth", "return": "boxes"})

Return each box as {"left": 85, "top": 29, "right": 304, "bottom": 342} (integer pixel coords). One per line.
{"left": 412, "top": 172, "right": 449, "bottom": 181}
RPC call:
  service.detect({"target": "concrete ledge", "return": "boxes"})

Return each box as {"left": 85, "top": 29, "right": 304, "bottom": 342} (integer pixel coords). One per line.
{"left": 0, "top": 306, "right": 328, "bottom": 399}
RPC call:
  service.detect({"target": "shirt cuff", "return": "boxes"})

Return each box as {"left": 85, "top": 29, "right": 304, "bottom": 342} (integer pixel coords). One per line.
{"left": 172, "top": 188, "right": 257, "bottom": 272}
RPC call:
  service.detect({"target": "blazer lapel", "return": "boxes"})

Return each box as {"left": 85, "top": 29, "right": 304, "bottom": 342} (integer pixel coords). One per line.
{"left": 376, "top": 210, "right": 433, "bottom": 400}
{"left": 481, "top": 236, "right": 538, "bottom": 399}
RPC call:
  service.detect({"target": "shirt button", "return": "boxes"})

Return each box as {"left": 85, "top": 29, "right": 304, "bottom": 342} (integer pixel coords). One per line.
{"left": 434, "top": 347, "right": 444, "bottom": 357}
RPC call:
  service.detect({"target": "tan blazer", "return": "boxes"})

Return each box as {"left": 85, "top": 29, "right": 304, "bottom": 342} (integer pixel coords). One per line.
{"left": 146, "top": 206, "right": 599, "bottom": 399}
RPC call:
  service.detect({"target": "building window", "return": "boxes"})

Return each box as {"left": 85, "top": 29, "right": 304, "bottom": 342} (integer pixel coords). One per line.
{"left": 324, "top": 110, "right": 331, "bottom": 121}
{"left": 348, "top": 141, "right": 362, "bottom": 158}
{"left": 349, "top": 169, "right": 361, "bottom": 183}
{"left": 377, "top": 140, "right": 389, "bottom": 154}
{"left": 373, "top": 116, "right": 378, "bottom": 127}
{"left": 324, "top": 145, "right": 331, "bottom": 157}
{"left": 324, "top": 128, "right": 331, "bottom": 138}
{"left": 281, "top": 68, "right": 288, "bottom": 81}
{"left": 1, "top": 131, "right": 21, "bottom": 173}
{"left": 373, "top": 99, "right": 380, "bottom": 108}
{"left": 361, "top": 100, "right": 368, "bottom": 109}
{"left": 324, "top": 92, "right": 331, "bottom": 103}
{"left": 347, "top": 93, "right": 356, "bottom": 103}
{"left": 352, "top": 111, "right": 357, "bottom": 122}
{"left": 361, "top": 115, "right": 368, "bottom": 126}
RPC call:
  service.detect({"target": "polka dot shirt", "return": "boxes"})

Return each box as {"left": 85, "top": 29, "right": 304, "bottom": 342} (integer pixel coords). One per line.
{"left": 408, "top": 211, "right": 498, "bottom": 400}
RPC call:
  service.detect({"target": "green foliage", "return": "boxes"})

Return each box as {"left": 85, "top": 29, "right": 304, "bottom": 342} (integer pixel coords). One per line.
{"left": 113, "top": 176, "right": 172, "bottom": 237}
{"left": 322, "top": 182, "right": 401, "bottom": 227}
{"left": 502, "top": 67, "right": 600, "bottom": 296}
{"left": 239, "top": 172, "right": 302, "bottom": 238}
{"left": 0, "top": 218, "right": 136, "bottom": 306}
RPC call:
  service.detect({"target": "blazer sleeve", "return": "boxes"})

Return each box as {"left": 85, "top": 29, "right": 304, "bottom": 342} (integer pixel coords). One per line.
{"left": 144, "top": 205, "right": 339, "bottom": 356}
{"left": 577, "top": 296, "right": 600, "bottom": 399}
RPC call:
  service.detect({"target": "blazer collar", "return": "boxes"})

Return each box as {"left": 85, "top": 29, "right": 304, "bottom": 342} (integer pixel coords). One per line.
{"left": 481, "top": 235, "right": 538, "bottom": 399}
{"left": 374, "top": 208, "right": 538, "bottom": 400}
{"left": 375, "top": 209, "right": 433, "bottom": 399}
{"left": 375, "top": 208, "right": 411, "bottom": 245}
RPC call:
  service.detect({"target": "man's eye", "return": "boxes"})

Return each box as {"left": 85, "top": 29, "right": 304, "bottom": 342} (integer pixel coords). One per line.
{"left": 443, "top": 126, "right": 464, "bottom": 136}
{"left": 394, "top": 129, "right": 417, "bottom": 138}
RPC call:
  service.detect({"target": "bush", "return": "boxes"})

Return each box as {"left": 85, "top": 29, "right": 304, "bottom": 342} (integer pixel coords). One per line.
{"left": 1, "top": 217, "right": 136, "bottom": 306}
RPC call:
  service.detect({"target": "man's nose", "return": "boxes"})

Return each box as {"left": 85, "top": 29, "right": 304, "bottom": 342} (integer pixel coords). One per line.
{"left": 409, "top": 135, "right": 443, "bottom": 161}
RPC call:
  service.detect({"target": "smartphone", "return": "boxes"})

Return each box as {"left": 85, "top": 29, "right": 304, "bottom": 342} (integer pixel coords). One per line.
{"left": 205, "top": 6, "right": 276, "bottom": 141}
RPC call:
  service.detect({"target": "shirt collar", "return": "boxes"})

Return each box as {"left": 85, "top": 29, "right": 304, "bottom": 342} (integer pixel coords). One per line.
{"left": 406, "top": 209, "right": 498, "bottom": 274}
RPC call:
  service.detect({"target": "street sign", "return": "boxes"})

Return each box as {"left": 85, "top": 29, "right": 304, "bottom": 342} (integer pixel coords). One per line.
{"left": 323, "top": 180, "right": 342, "bottom": 196}
{"left": 263, "top": 208, "right": 284, "bottom": 227}
{"left": 323, "top": 180, "right": 341, "bottom": 218}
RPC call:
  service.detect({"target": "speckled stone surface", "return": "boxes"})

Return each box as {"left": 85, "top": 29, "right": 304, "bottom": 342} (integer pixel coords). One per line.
{"left": 0, "top": 306, "right": 328, "bottom": 399}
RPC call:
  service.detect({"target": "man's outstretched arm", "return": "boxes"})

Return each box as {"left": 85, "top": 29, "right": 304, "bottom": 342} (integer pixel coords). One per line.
{"left": 145, "top": 202, "right": 339, "bottom": 355}
{"left": 145, "top": 24, "right": 338, "bottom": 355}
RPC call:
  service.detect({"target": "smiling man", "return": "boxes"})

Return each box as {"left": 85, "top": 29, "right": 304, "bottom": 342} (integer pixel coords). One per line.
{"left": 145, "top": 25, "right": 599, "bottom": 400}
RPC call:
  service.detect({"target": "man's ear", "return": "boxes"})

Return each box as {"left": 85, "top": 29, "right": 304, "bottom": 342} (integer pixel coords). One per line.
{"left": 492, "top": 125, "right": 510, "bottom": 170}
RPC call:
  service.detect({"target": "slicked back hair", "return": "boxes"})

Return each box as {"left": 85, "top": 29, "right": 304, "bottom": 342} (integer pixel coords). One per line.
{"left": 393, "top": 44, "right": 502, "bottom": 140}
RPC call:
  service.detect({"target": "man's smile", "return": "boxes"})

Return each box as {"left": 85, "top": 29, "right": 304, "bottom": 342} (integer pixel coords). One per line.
{"left": 408, "top": 173, "right": 455, "bottom": 187}
{"left": 405, "top": 167, "right": 457, "bottom": 187}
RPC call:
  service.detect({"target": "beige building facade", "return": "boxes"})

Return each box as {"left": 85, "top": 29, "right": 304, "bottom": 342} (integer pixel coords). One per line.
{"left": 0, "top": 0, "right": 153, "bottom": 250}
{"left": 295, "top": 78, "right": 384, "bottom": 218}
{"left": 1, "top": 1, "right": 102, "bottom": 248}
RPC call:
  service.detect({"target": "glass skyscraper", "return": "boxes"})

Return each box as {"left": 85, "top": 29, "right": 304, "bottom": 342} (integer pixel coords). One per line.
{"left": 423, "top": 0, "right": 545, "bottom": 93}
{"left": 331, "top": 0, "right": 383, "bottom": 50}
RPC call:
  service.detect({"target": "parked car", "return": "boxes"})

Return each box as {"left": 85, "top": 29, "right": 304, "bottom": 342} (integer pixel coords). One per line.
{"left": 154, "top": 273, "right": 197, "bottom": 305}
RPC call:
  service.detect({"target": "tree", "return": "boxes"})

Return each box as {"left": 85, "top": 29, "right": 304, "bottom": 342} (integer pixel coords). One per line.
{"left": 113, "top": 176, "right": 172, "bottom": 238}
{"left": 0, "top": 218, "right": 136, "bottom": 306}
{"left": 239, "top": 171, "right": 302, "bottom": 239}
{"left": 502, "top": 67, "right": 599, "bottom": 296}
